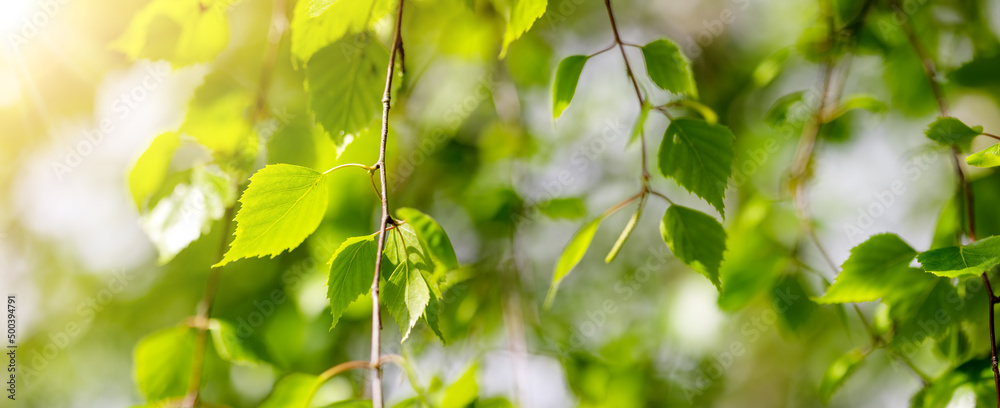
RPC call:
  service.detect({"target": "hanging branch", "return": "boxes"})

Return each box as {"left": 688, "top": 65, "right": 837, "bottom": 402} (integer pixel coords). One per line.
{"left": 182, "top": 207, "right": 234, "bottom": 408}
{"left": 600, "top": 0, "right": 672, "bottom": 205}
{"left": 369, "top": 0, "right": 405, "bottom": 406}
{"left": 896, "top": 4, "right": 1000, "bottom": 402}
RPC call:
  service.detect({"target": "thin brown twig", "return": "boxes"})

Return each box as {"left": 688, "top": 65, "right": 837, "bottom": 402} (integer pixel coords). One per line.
{"left": 368, "top": 0, "right": 405, "bottom": 406}
{"left": 900, "top": 8, "right": 999, "bottom": 401}
{"left": 181, "top": 206, "right": 235, "bottom": 407}
{"left": 602, "top": 0, "right": 650, "bottom": 182}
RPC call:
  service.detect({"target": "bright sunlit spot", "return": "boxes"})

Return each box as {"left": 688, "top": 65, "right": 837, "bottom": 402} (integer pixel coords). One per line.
{"left": 670, "top": 277, "right": 724, "bottom": 352}
{"left": 0, "top": 0, "right": 36, "bottom": 34}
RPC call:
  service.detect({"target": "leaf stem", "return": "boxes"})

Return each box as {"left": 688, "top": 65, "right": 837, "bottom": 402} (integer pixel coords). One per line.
{"left": 368, "top": 0, "right": 405, "bottom": 406}
{"left": 601, "top": 191, "right": 643, "bottom": 218}
{"left": 321, "top": 163, "right": 378, "bottom": 175}
{"left": 982, "top": 132, "right": 1000, "bottom": 141}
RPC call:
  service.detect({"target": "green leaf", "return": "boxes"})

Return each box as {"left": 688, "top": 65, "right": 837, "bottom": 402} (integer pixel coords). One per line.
{"left": 500, "top": 0, "right": 547, "bottom": 58}
{"left": 605, "top": 202, "right": 643, "bottom": 263}
{"left": 424, "top": 294, "right": 446, "bottom": 343}
{"left": 640, "top": 39, "right": 697, "bottom": 97}
{"left": 660, "top": 205, "right": 726, "bottom": 288}
{"left": 552, "top": 55, "right": 588, "bottom": 119}
{"left": 885, "top": 273, "right": 957, "bottom": 346}
{"left": 818, "top": 348, "right": 867, "bottom": 403}
{"left": 442, "top": 364, "right": 478, "bottom": 408}
{"left": 911, "top": 358, "right": 992, "bottom": 408}
{"left": 384, "top": 223, "right": 445, "bottom": 299}
{"left": 179, "top": 73, "right": 259, "bottom": 170}
{"left": 538, "top": 197, "right": 587, "bottom": 220}
{"left": 657, "top": 118, "right": 735, "bottom": 216}
{"left": 112, "top": 0, "right": 235, "bottom": 66}
{"left": 289, "top": 0, "right": 394, "bottom": 63}
{"left": 134, "top": 326, "right": 195, "bottom": 401}
{"left": 140, "top": 165, "right": 236, "bottom": 264}
{"left": 627, "top": 104, "right": 651, "bottom": 145}
{"left": 817, "top": 234, "right": 920, "bottom": 304}
{"left": 966, "top": 143, "right": 1000, "bottom": 168}
{"left": 306, "top": 33, "right": 389, "bottom": 148}
{"left": 396, "top": 208, "right": 460, "bottom": 272}
{"left": 925, "top": 117, "right": 982, "bottom": 152}
{"left": 917, "top": 236, "right": 1000, "bottom": 278}
{"left": 130, "top": 132, "right": 181, "bottom": 211}
{"left": 216, "top": 164, "right": 330, "bottom": 267}
{"left": 382, "top": 260, "right": 431, "bottom": 342}
{"left": 327, "top": 234, "right": 379, "bottom": 329}
{"left": 259, "top": 373, "right": 318, "bottom": 408}
{"left": 207, "top": 319, "right": 268, "bottom": 367}
{"left": 544, "top": 217, "right": 603, "bottom": 308}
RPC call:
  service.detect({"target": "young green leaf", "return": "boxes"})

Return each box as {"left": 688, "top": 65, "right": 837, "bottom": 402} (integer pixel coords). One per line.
{"left": 552, "top": 55, "right": 589, "bottom": 119}
{"left": 605, "top": 202, "right": 643, "bottom": 263}
{"left": 660, "top": 205, "right": 726, "bottom": 288}
{"left": 640, "top": 39, "right": 697, "bottom": 97}
{"left": 884, "top": 273, "right": 957, "bottom": 345}
{"left": 396, "top": 208, "right": 459, "bottom": 272}
{"left": 208, "top": 319, "right": 268, "bottom": 367}
{"left": 966, "top": 143, "right": 1000, "bottom": 168}
{"left": 216, "top": 164, "right": 330, "bottom": 267}
{"left": 817, "top": 233, "right": 920, "bottom": 304}
{"left": 259, "top": 373, "right": 319, "bottom": 408}
{"left": 384, "top": 223, "right": 447, "bottom": 299}
{"left": 500, "top": 0, "right": 547, "bottom": 58}
{"left": 442, "top": 364, "right": 478, "bottom": 408}
{"left": 382, "top": 261, "right": 431, "bottom": 342}
{"left": 129, "top": 132, "right": 181, "bottom": 211}
{"left": 424, "top": 294, "right": 446, "bottom": 343}
{"left": 112, "top": 0, "right": 234, "bottom": 66}
{"left": 289, "top": 0, "right": 394, "bottom": 63}
{"left": 327, "top": 234, "right": 379, "bottom": 329}
{"left": 627, "top": 104, "right": 651, "bottom": 145}
{"left": 141, "top": 165, "right": 236, "bottom": 264}
{"left": 657, "top": 118, "right": 736, "bottom": 216}
{"left": 134, "top": 326, "right": 195, "bottom": 401}
{"left": 545, "top": 217, "right": 603, "bottom": 308}
{"left": 917, "top": 235, "right": 1000, "bottom": 278}
{"left": 925, "top": 117, "right": 983, "bottom": 152}
{"left": 306, "top": 33, "right": 389, "bottom": 148}
{"left": 818, "top": 348, "right": 867, "bottom": 403}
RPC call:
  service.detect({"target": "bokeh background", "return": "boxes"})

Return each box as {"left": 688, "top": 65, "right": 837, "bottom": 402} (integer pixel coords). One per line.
{"left": 3, "top": 0, "right": 1000, "bottom": 406}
